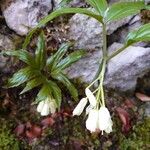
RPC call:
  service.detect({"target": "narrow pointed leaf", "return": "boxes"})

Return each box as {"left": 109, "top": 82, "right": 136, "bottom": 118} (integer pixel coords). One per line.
{"left": 3, "top": 50, "right": 35, "bottom": 66}
{"left": 86, "top": 0, "right": 108, "bottom": 16}
{"left": 51, "top": 42, "right": 72, "bottom": 71}
{"left": 36, "top": 84, "right": 52, "bottom": 102}
{"left": 126, "top": 23, "right": 150, "bottom": 45}
{"left": 52, "top": 50, "right": 86, "bottom": 73}
{"left": 52, "top": 73, "right": 78, "bottom": 100}
{"left": 35, "top": 31, "right": 46, "bottom": 70}
{"left": 47, "top": 80, "right": 62, "bottom": 108}
{"left": 23, "top": 8, "right": 103, "bottom": 49}
{"left": 20, "top": 77, "right": 43, "bottom": 94}
{"left": 7, "top": 67, "right": 38, "bottom": 87}
{"left": 104, "top": 2, "right": 146, "bottom": 23}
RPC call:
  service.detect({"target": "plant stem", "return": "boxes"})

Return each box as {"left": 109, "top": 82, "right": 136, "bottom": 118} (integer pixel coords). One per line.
{"left": 107, "top": 45, "right": 128, "bottom": 61}
{"left": 96, "top": 24, "right": 107, "bottom": 106}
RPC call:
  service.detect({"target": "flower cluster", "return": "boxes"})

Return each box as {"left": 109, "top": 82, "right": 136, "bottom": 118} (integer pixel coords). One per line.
{"left": 37, "top": 98, "right": 56, "bottom": 116}
{"left": 73, "top": 88, "right": 113, "bottom": 134}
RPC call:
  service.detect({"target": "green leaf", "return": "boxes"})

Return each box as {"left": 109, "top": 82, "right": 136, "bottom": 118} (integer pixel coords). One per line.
{"left": 47, "top": 80, "right": 62, "bottom": 108}
{"left": 36, "top": 80, "right": 62, "bottom": 108}
{"left": 3, "top": 50, "right": 35, "bottom": 66}
{"left": 53, "top": 50, "right": 86, "bottom": 72}
{"left": 20, "top": 77, "right": 43, "bottom": 94}
{"left": 23, "top": 7, "right": 103, "bottom": 49}
{"left": 35, "top": 31, "right": 46, "bottom": 70}
{"left": 52, "top": 73, "right": 78, "bottom": 100}
{"left": 104, "top": 2, "right": 146, "bottom": 23}
{"left": 7, "top": 67, "right": 38, "bottom": 88}
{"left": 51, "top": 42, "right": 72, "bottom": 71}
{"left": 126, "top": 23, "right": 150, "bottom": 45}
{"left": 36, "top": 84, "right": 52, "bottom": 102}
{"left": 86, "top": 0, "right": 108, "bottom": 16}
{"left": 145, "top": 5, "right": 150, "bottom": 10}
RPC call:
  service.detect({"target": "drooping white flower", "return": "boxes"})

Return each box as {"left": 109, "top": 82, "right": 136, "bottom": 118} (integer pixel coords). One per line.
{"left": 85, "top": 88, "right": 97, "bottom": 107}
{"left": 37, "top": 98, "right": 57, "bottom": 116}
{"left": 40, "top": 99, "right": 50, "bottom": 116}
{"left": 86, "top": 109, "right": 99, "bottom": 132}
{"left": 98, "top": 106, "right": 113, "bottom": 134}
{"left": 85, "top": 105, "right": 93, "bottom": 115}
{"left": 73, "top": 98, "right": 88, "bottom": 116}
{"left": 37, "top": 100, "right": 45, "bottom": 113}
{"left": 49, "top": 101, "right": 56, "bottom": 114}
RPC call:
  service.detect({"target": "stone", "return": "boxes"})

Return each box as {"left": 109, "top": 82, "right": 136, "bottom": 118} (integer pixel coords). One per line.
{"left": 53, "top": 0, "right": 85, "bottom": 9}
{"left": 68, "top": 13, "right": 132, "bottom": 50}
{"left": 1, "top": 0, "right": 53, "bottom": 35}
{"left": 0, "top": 34, "right": 15, "bottom": 73}
{"left": 66, "top": 43, "right": 150, "bottom": 92}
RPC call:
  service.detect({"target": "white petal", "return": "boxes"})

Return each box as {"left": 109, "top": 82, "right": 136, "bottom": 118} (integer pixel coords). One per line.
{"left": 41, "top": 102, "right": 50, "bottom": 116}
{"left": 37, "top": 101, "right": 45, "bottom": 113}
{"left": 85, "top": 88, "right": 97, "bottom": 107}
{"left": 86, "top": 105, "right": 93, "bottom": 115}
{"left": 73, "top": 98, "right": 88, "bottom": 116}
{"left": 86, "top": 109, "right": 99, "bottom": 132}
{"left": 98, "top": 106, "right": 113, "bottom": 133}
{"left": 105, "top": 120, "right": 113, "bottom": 133}
{"left": 49, "top": 101, "right": 56, "bottom": 114}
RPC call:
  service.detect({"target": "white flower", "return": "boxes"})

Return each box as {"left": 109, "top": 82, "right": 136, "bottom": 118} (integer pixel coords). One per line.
{"left": 85, "top": 88, "right": 97, "bottom": 107}
{"left": 85, "top": 105, "right": 93, "bottom": 115}
{"left": 86, "top": 109, "right": 99, "bottom": 132}
{"left": 98, "top": 106, "right": 113, "bottom": 134}
{"left": 41, "top": 99, "right": 50, "bottom": 116}
{"left": 37, "top": 100, "right": 45, "bottom": 113}
{"left": 37, "top": 98, "right": 57, "bottom": 116}
{"left": 73, "top": 98, "right": 88, "bottom": 116}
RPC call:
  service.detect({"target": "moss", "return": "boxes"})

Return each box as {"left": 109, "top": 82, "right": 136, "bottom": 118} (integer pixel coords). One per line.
{"left": 0, "top": 121, "right": 20, "bottom": 150}
{"left": 119, "top": 118, "right": 150, "bottom": 150}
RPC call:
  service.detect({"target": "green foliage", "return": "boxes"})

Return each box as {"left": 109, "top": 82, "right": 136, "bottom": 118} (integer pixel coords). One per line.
{"left": 4, "top": 32, "right": 85, "bottom": 109}
{"left": 126, "top": 23, "right": 150, "bottom": 45}
{"left": 103, "top": 1, "right": 145, "bottom": 23}
{"left": 119, "top": 118, "right": 150, "bottom": 150}
{"left": 0, "top": 122, "right": 20, "bottom": 150}
{"left": 86, "top": 0, "right": 108, "bottom": 16}
{"left": 23, "top": 1, "right": 149, "bottom": 51}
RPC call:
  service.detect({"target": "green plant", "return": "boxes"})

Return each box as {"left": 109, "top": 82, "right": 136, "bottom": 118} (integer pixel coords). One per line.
{"left": 16, "top": 0, "right": 150, "bottom": 131}
{"left": 3, "top": 32, "right": 85, "bottom": 115}
{"left": 0, "top": 122, "right": 20, "bottom": 150}
{"left": 119, "top": 118, "right": 150, "bottom": 150}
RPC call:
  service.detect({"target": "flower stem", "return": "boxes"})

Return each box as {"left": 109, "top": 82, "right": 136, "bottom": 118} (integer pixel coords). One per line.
{"left": 107, "top": 45, "right": 128, "bottom": 61}
{"left": 96, "top": 24, "right": 107, "bottom": 107}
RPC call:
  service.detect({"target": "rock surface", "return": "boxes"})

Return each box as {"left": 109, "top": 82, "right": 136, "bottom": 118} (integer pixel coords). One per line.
{"left": 68, "top": 13, "right": 132, "bottom": 50}
{"left": 66, "top": 43, "right": 150, "bottom": 92}
{"left": 53, "top": 0, "right": 85, "bottom": 8}
{"left": 1, "top": 0, "right": 53, "bottom": 35}
{"left": 0, "top": 34, "right": 15, "bottom": 73}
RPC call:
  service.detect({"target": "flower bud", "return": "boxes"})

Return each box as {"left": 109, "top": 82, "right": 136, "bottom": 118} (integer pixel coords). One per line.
{"left": 73, "top": 98, "right": 88, "bottom": 116}
{"left": 85, "top": 88, "right": 97, "bottom": 107}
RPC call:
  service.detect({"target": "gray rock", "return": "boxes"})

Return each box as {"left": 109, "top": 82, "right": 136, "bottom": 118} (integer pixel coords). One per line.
{"left": 53, "top": 0, "right": 85, "bottom": 9}
{"left": 0, "top": 34, "right": 15, "bottom": 73}
{"left": 68, "top": 13, "right": 132, "bottom": 50}
{"left": 1, "top": 0, "right": 52, "bottom": 35}
{"left": 105, "top": 43, "right": 150, "bottom": 91}
{"left": 66, "top": 43, "right": 150, "bottom": 92}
